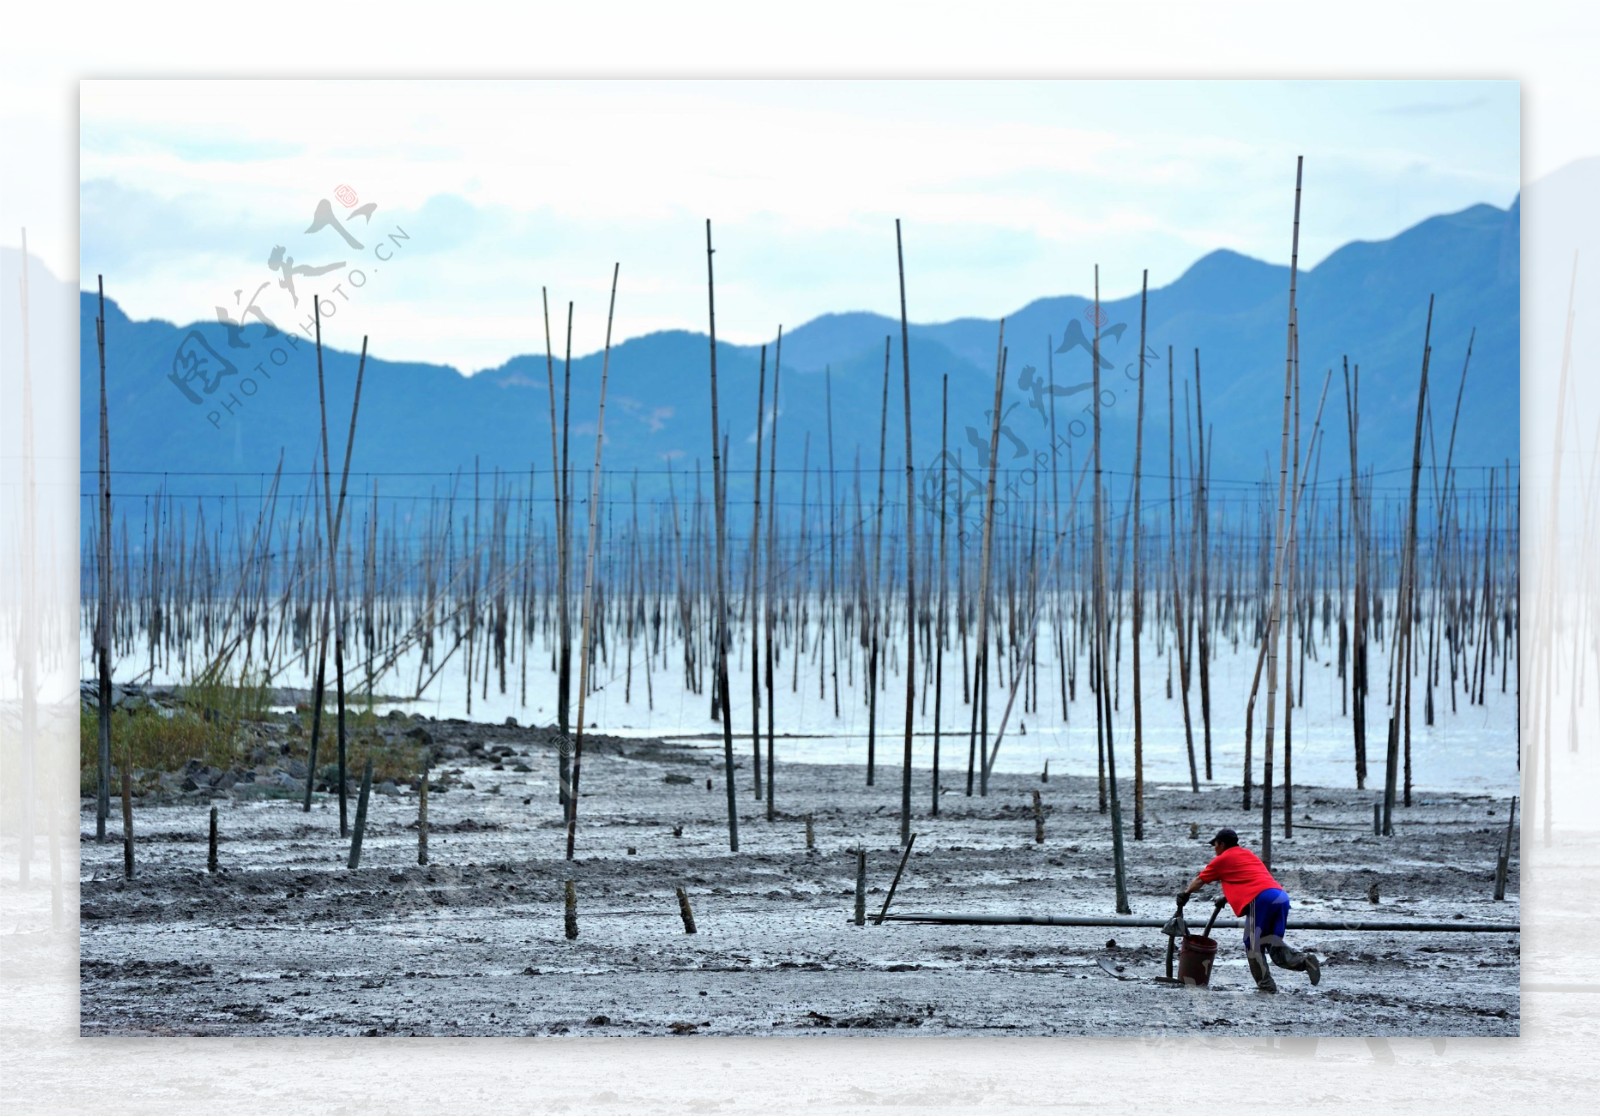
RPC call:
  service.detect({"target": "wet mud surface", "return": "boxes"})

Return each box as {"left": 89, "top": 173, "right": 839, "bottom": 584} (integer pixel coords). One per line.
{"left": 79, "top": 717, "right": 1520, "bottom": 1036}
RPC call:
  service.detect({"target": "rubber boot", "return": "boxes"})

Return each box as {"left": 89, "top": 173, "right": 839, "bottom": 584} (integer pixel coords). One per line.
{"left": 1248, "top": 952, "right": 1278, "bottom": 994}
{"left": 1270, "top": 944, "right": 1322, "bottom": 986}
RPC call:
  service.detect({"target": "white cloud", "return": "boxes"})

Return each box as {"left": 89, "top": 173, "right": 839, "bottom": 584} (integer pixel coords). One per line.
{"left": 78, "top": 79, "right": 1520, "bottom": 371}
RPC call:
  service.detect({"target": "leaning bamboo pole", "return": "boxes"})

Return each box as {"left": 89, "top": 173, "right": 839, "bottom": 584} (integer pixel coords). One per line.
{"left": 896, "top": 219, "right": 918, "bottom": 846}
{"left": 317, "top": 323, "right": 369, "bottom": 837}
{"left": 974, "top": 322, "right": 1007, "bottom": 796}
{"left": 565, "top": 262, "right": 620, "bottom": 861}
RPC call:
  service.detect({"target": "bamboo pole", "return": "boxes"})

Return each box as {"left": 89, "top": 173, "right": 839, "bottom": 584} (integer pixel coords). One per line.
{"left": 95, "top": 277, "right": 113, "bottom": 843}
{"left": 418, "top": 766, "right": 430, "bottom": 866}
{"left": 1261, "top": 157, "right": 1305, "bottom": 870}
{"left": 1166, "top": 346, "right": 1199, "bottom": 792}
{"left": 1343, "top": 358, "right": 1368, "bottom": 789}
{"left": 1192, "top": 349, "right": 1214, "bottom": 780}
{"left": 873, "top": 833, "right": 918, "bottom": 925}
{"left": 933, "top": 374, "right": 949, "bottom": 815}
{"left": 867, "top": 337, "right": 891, "bottom": 787}
{"left": 1090, "top": 269, "right": 1131, "bottom": 914}
{"left": 321, "top": 326, "right": 369, "bottom": 836}
{"left": 1384, "top": 296, "right": 1434, "bottom": 837}
{"left": 974, "top": 323, "right": 1007, "bottom": 796}
{"left": 346, "top": 757, "right": 373, "bottom": 870}
{"left": 1131, "top": 274, "right": 1149, "bottom": 840}
{"left": 705, "top": 221, "right": 739, "bottom": 853}
{"left": 896, "top": 220, "right": 918, "bottom": 845}
{"left": 765, "top": 328, "right": 783, "bottom": 822}
{"left": 748, "top": 345, "right": 767, "bottom": 801}
{"left": 566, "top": 263, "right": 621, "bottom": 861}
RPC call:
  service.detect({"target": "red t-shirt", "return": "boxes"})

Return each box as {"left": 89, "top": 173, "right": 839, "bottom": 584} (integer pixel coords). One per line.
{"left": 1197, "top": 846, "right": 1281, "bottom": 915}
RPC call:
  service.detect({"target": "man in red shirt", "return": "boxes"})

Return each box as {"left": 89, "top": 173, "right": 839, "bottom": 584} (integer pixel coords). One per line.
{"left": 1181, "top": 827, "right": 1321, "bottom": 993}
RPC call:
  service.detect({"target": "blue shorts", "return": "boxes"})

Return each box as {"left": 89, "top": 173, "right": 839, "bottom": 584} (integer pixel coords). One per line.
{"left": 1245, "top": 888, "right": 1290, "bottom": 951}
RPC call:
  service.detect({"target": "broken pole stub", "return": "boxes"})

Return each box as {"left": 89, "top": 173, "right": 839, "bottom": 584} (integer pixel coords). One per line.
{"left": 418, "top": 767, "right": 429, "bottom": 866}
{"left": 565, "top": 878, "right": 579, "bottom": 940}
{"left": 1033, "top": 790, "right": 1045, "bottom": 844}
{"left": 676, "top": 886, "right": 698, "bottom": 934}
{"left": 347, "top": 758, "right": 374, "bottom": 870}
{"left": 853, "top": 848, "right": 867, "bottom": 926}
{"left": 121, "top": 768, "right": 134, "bottom": 880}
{"left": 207, "top": 806, "right": 218, "bottom": 873}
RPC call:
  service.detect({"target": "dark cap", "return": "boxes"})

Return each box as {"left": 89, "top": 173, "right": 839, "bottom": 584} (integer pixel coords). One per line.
{"left": 1208, "top": 828, "right": 1238, "bottom": 848}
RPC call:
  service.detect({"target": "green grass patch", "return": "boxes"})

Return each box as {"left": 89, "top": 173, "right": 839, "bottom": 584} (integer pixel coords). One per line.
{"left": 79, "top": 706, "right": 237, "bottom": 793}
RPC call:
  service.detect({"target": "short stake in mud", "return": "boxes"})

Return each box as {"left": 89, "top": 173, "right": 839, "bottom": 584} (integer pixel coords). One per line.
{"left": 805, "top": 814, "right": 815, "bottom": 854}
{"left": 418, "top": 767, "right": 429, "bottom": 867}
{"left": 1033, "top": 791, "right": 1045, "bottom": 845}
{"left": 347, "top": 758, "right": 373, "bottom": 870}
{"left": 676, "top": 887, "right": 698, "bottom": 934}
{"left": 564, "top": 879, "right": 579, "bottom": 940}
{"left": 853, "top": 849, "right": 867, "bottom": 926}
{"left": 207, "top": 806, "right": 218, "bottom": 873}
{"left": 121, "top": 768, "right": 134, "bottom": 880}
{"left": 1494, "top": 795, "right": 1517, "bottom": 901}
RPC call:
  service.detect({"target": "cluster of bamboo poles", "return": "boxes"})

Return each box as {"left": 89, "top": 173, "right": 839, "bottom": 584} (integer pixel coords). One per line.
{"left": 86, "top": 169, "right": 1522, "bottom": 879}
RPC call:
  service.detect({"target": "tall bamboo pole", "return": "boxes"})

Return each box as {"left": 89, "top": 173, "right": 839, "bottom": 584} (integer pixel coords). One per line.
{"left": 933, "top": 374, "right": 949, "bottom": 816}
{"left": 974, "top": 322, "right": 1007, "bottom": 796}
{"left": 566, "top": 263, "right": 620, "bottom": 860}
{"left": 765, "top": 328, "right": 783, "bottom": 822}
{"left": 706, "top": 220, "right": 739, "bottom": 853}
{"left": 1131, "top": 273, "right": 1149, "bottom": 840}
{"left": 1091, "top": 269, "right": 1131, "bottom": 912}
{"left": 95, "top": 277, "right": 113, "bottom": 843}
{"left": 317, "top": 324, "right": 369, "bottom": 837}
{"left": 1166, "top": 346, "right": 1199, "bottom": 792}
{"left": 896, "top": 220, "right": 918, "bottom": 845}
{"left": 1385, "top": 296, "right": 1434, "bottom": 836}
{"left": 1192, "top": 349, "right": 1213, "bottom": 780}
{"left": 540, "top": 289, "right": 568, "bottom": 803}
{"left": 1343, "top": 358, "right": 1368, "bottom": 789}
{"left": 866, "top": 337, "right": 891, "bottom": 786}
{"left": 748, "top": 345, "right": 767, "bottom": 800}
{"left": 1261, "top": 156, "right": 1305, "bottom": 869}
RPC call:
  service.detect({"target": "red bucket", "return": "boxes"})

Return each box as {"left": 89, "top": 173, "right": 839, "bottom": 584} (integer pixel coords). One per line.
{"left": 1177, "top": 935, "right": 1218, "bottom": 987}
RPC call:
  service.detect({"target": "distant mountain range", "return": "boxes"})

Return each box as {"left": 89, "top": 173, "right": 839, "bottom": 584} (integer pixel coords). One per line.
{"left": 68, "top": 198, "right": 1519, "bottom": 531}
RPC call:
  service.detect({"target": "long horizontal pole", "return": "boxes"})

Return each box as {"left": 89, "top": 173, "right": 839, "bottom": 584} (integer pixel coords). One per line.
{"left": 882, "top": 912, "right": 1520, "bottom": 934}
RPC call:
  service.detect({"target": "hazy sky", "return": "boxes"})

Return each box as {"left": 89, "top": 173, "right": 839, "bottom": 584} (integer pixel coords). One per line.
{"left": 79, "top": 79, "right": 1519, "bottom": 372}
